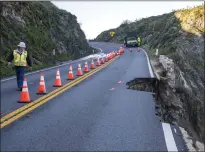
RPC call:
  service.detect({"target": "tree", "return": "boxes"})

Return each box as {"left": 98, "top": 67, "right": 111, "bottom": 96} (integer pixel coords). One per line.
{"left": 121, "top": 20, "right": 131, "bottom": 25}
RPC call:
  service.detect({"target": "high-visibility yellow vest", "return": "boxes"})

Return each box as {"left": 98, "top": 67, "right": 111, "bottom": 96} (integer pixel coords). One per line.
{"left": 137, "top": 37, "right": 141, "bottom": 43}
{"left": 13, "top": 50, "right": 27, "bottom": 66}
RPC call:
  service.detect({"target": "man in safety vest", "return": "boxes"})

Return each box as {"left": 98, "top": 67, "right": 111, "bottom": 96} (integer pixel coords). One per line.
{"left": 7, "top": 42, "right": 32, "bottom": 91}
{"left": 137, "top": 37, "right": 141, "bottom": 47}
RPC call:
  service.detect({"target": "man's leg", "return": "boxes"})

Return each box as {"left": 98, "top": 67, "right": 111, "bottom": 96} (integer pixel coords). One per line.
{"left": 19, "top": 67, "right": 25, "bottom": 88}
{"left": 15, "top": 67, "right": 21, "bottom": 88}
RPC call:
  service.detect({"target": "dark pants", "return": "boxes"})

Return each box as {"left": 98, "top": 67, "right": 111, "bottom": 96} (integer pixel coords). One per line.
{"left": 15, "top": 66, "right": 25, "bottom": 88}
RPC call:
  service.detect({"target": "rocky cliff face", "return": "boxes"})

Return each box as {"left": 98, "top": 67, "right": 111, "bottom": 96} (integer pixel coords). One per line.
{"left": 1, "top": 1, "right": 92, "bottom": 77}
{"left": 95, "top": 5, "right": 204, "bottom": 142}
{"left": 151, "top": 54, "right": 204, "bottom": 142}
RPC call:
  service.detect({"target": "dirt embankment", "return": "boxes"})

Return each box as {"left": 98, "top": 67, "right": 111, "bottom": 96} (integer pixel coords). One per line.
{"left": 126, "top": 54, "right": 204, "bottom": 151}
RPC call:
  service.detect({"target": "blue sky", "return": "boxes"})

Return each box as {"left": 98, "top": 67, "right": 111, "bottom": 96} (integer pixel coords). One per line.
{"left": 52, "top": 1, "right": 203, "bottom": 39}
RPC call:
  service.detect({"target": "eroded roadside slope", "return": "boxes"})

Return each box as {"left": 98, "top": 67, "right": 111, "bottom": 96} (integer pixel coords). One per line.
{"left": 126, "top": 54, "right": 204, "bottom": 152}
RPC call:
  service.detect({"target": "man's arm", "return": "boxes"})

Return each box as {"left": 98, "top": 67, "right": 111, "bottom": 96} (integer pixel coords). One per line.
{"left": 7, "top": 51, "right": 14, "bottom": 62}
{"left": 26, "top": 53, "right": 32, "bottom": 67}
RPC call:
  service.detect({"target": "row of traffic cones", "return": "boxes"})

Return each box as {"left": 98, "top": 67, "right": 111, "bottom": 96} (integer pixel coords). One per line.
{"left": 18, "top": 54, "right": 120, "bottom": 103}
{"left": 130, "top": 47, "right": 140, "bottom": 52}
{"left": 19, "top": 72, "right": 49, "bottom": 103}
{"left": 118, "top": 47, "right": 124, "bottom": 55}
{"left": 119, "top": 45, "right": 141, "bottom": 53}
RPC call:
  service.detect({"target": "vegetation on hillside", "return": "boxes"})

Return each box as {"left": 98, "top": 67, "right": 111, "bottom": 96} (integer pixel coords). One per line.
{"left": 1, "top": 1, "right": 92, "bottom": 77}
{"left": 96, "top": 5, "right": 204, "bottom": 50}
{"left": 175, "top": 5, "right": 204, "bottom": 36}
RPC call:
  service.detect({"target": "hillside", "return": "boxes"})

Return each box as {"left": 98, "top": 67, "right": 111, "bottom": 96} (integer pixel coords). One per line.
{"left": 1, "top": 1, "right": 92, "bottom": 77}
{"left": 95, "top": 5, "right": 204, "bottom": 142}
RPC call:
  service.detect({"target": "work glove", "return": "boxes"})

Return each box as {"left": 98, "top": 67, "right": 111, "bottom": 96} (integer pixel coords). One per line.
{"left": 28, "top": 66, "right": 32, "bottom": 70}
{"left": 7, "top": 62, "right": 12, "bottom": 67}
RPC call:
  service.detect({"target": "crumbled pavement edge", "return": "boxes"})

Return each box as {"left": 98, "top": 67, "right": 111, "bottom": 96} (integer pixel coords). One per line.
{"left": 149, "top": 55, "right": 204, "bottom": 152}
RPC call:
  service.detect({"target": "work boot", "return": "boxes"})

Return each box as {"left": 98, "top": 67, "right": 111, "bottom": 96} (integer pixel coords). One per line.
{"left": 16, "top": 87, "right": 22, "bottom": 91}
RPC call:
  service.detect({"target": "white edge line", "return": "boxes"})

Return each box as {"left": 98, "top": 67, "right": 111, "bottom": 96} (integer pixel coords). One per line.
{"left": 1, "top": 62, "right": 72, "bottom": 82}
{"left": 1, "top": 49, "right": 103, "bottom": 82}
{"left": 162, "top": 122, "right": 178, "bottom": 152}
{"left": 141, "top": 48, "right": 154, "bottom": 78}
{"left": 92, "top": 46, "right": 103, "bottom": 53}
{"left": 174, "top": 128, "right": 177, "bottom": 134}
{"left": 1, "top": 59, "right": 80, "bottom": 82}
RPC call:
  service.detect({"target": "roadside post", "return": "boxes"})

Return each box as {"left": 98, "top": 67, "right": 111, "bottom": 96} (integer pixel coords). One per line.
{"left": 53, "top": 49, "right": 56, "bottom": 64}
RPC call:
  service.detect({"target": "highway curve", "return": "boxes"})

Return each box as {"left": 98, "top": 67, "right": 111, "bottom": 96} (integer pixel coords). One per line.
{"left": 1, "top": 42, "right": 186, "bottom": 151}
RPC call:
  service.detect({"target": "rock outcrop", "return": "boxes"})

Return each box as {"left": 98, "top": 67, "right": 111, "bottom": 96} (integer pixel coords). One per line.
{"left": 151, "top": 54, "right": 204, "bottom": 143}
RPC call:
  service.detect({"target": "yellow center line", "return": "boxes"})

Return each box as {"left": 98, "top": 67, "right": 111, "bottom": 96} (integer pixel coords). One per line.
{"left": 1, "top": 66, "right": 99, "bottom": 122}
{"left": 1, "top": 56, "right": 119, "bottom": 128}
{"left": 1, "top": 57, "right": 117, "bottom": 122}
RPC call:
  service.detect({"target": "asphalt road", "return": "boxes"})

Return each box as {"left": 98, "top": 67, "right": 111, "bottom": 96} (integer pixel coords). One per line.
{"left": 1, "top": 42, "right": 186, "bottom": 151}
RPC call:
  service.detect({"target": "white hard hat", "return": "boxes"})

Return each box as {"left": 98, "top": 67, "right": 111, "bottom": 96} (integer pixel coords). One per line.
{"left": 18, "top": 42, "right": 26, "bottom": 48}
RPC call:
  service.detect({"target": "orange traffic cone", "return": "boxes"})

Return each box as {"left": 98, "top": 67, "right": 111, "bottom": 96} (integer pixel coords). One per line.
{"left": 67, "top": 64, "right": 74, "bottom": 80}
{"left": 96, "top": 58, "right": 101, "bottom": 66}
{"left": 84, "top": 61, "right": 89, "bottom": 72}
{"left": 105, "top": 56, "right": 108, "bottom": 62}
{"left": 37, "top": 73, "right": 47, "bottom": 95}
{"left": 90, "top": 59, "right": 95, "bottom": 69}
{"left": 122, "top": 48, "right": 124, "bottom": 53}
{"left": 130, "top": 48, "right": 132, "bottom": 52}
{"left": 108, "top": 54, "right": 111, "bottom": 59}
{"left": 110, "top": 53, "right": 113, "bottom": 59}
{"left": 53, "top": 69, "right": 62, "bottom": 87}
{"left": 107, "top": 55, "right": 109, "bottom": 60}
{"left": 18, "top": 77, "right": 31, "bottom": 103}
{"left": 119, "top": 47, "right": 122, "bottom": 54}
{"left": 101, "top": 58, "right": 105, "bottom": 64}
{"left": 111, "top": 53, "right": 114, "bottom": 58}
{"left": 120, "top": 49, "right": 123, "bottom": 55}
{"left": 76, "top": 63, "right": 83, "bottom": 76}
